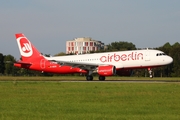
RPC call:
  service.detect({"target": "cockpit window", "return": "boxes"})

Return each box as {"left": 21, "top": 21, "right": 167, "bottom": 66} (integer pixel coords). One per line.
{"left": 156, "top": 53, "right": 167, "bottom": 56}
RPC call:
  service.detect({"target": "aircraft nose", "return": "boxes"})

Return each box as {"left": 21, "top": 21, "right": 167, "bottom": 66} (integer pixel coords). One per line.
{"left": 167, "top": 56, "right": 173, "bottom": 64}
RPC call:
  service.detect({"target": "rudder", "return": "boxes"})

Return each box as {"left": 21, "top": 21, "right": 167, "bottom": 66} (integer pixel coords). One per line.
{"left": 15, "top": 33, "right": 44, "bottom": 62}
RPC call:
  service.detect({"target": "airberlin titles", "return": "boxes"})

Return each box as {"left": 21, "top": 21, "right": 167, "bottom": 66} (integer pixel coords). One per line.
{"left": 100, "top": 52, "right": 143, "bottom": 62}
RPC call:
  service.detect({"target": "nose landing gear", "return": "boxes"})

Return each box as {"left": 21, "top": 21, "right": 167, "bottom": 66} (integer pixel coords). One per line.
{"left": 148, "top": 68, "right": 153, "bottom": 78}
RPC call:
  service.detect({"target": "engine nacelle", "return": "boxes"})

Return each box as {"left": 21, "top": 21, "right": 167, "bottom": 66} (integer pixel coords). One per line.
{"left": 97, "top": 65, "right": 116, "bottom": 76}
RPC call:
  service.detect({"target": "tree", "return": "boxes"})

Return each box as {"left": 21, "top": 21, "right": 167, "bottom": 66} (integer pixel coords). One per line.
{"left": 0, "top": 53, "right": 4, "bottom": 74}
{"left": 158, "top": 42, "right": 172, "bottom": 55}
{"left": 107, "top": 41, "right": 136, "bottom": 51}
{"left": 169, "top": 42, "right": 180, "bottom": 77}
{"left": 54, "top": 52, "right": 66, "bottom": 56}
{"left": 4, "top": 55, "right": 16, "bottom": 75}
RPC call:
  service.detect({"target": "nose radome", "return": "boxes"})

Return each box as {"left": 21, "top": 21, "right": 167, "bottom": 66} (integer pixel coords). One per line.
{"left": 169, "top": 56, "right": 173, "bottom": 64}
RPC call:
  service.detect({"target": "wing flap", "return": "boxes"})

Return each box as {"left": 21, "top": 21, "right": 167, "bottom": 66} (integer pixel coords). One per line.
{"left": 50, "top": 60, "right": 103, "bottom": 70}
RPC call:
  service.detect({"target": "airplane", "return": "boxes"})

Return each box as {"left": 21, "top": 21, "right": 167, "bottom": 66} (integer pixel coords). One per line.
{"left": 14, "top": 33, "right": 173, "bottom": 80}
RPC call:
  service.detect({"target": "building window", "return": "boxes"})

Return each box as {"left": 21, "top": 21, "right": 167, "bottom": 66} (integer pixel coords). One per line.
{"left": 90, "top": 42, "right": 93, "bottom": 46}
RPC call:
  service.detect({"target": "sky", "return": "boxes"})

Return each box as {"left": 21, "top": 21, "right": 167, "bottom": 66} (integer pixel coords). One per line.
{"left": 0, "top": 0, "right": 180, "bottom": 59}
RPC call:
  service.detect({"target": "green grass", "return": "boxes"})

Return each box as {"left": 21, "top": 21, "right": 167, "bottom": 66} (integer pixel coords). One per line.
{"left": 1, "top": 76, "right": 180, "bottom": 81}
{"left": 0, "top": 80, "right": 179, "bottom": 120}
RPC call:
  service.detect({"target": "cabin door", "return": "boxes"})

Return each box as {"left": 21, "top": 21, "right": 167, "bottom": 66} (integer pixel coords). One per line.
{"left": 145, "top": 51, "right": 150, "bottom": 61}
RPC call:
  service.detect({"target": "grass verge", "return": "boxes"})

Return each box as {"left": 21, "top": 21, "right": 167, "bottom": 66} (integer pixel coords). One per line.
{"left": 0, "top": 76, "right": 180, "bottom": 81}
{"left": 0, "top": 81, "right": 179, "bottom": 120}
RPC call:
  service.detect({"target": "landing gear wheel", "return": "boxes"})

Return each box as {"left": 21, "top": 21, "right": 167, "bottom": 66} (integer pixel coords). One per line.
{"left": 150, "top": 74, "right": 153, "bottom": 78}
{"left": 86, "top": 75, "right": 93, "bottom": 81}
{"left": 99, "top": 76, "right": 105, "bottom": 81}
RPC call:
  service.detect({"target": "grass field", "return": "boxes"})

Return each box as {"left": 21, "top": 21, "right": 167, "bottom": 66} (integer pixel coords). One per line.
{"left": 1, "top": 76, "right": 180, "bottom": 81}
{"left": 0, "top": 77, "right": 180, "bottom": 120}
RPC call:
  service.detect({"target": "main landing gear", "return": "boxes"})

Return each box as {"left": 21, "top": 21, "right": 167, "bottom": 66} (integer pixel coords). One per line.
{"left": 86, "top": 75, "right": 106, "bottom": 81}
{"left": 148, "top": 68, "right": 153, "bottom": 78}
{"left": 86, "top": 71, "right": 93, "bottom": 81}
{"left": 86, "top": 71, "right": 106, "bottom": 81}
{"left": 99, "top": 76, "right": 105, "bottom": 81}
{"left": 86, "top": 75, "right": 93, "bottom": 81}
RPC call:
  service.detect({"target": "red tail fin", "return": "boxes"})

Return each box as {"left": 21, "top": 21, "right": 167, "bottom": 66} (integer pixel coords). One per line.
{"left": 15, "top": 33, "right": 44, "bottom": 62}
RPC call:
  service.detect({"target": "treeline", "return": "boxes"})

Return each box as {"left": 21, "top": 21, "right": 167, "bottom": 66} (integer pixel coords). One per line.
{"left": 0, "top": 41, "right": 180, "bottom": 77}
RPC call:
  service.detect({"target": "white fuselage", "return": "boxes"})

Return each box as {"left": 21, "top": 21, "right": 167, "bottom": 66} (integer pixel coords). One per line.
{"left": 46, "top": 49, "right": 173, "bottom": 69}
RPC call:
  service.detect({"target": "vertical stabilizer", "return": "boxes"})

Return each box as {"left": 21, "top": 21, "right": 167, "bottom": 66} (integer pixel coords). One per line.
{"left": 15, "top": 33, "right": 44, "bottom": 62}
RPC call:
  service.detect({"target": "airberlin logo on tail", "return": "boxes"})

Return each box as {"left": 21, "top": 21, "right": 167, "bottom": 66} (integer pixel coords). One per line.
{"left": 17, "top": 37, "right": 33, "bottom": 57}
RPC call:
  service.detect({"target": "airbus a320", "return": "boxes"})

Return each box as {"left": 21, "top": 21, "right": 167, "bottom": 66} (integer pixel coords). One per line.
{"left": 14, "top": 33, "right": 173, "bottom": 80}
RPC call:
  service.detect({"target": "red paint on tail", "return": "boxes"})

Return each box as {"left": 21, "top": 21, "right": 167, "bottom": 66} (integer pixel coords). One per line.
{"left": 14, "top": 33, "right": 88, "bottom": 74}
{"left": 15, "top": 33, "right": 44, "bottom": 62}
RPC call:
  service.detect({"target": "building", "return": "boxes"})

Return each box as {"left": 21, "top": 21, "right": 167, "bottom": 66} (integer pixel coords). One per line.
{"left": 66, "top": 37, "right": 104, "bottom": 54}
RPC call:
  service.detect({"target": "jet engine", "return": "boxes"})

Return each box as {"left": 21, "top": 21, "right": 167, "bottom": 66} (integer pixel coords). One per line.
{"left": 97, "top": 65, "right": 116, "bottom": 76}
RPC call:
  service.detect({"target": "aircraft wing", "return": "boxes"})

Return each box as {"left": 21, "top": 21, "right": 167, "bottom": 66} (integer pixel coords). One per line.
{"left": 49, "top": 59, "right": 107, "bottom": 70}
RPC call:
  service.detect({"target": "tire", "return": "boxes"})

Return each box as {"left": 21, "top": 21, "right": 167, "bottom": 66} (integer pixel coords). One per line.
{"left": 86, "top": 75, "right": 93, "bottom": 81}
{"left": 99, "top": 76, "right": 105, "bottom": 81}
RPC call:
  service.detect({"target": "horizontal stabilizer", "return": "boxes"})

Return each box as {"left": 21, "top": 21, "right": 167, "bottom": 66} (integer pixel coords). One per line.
{"left": 14, "top": 61, "right": 32, "bottom": 68}
{"left": 15, "top": 61, "right": 32, "bottom": 65}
